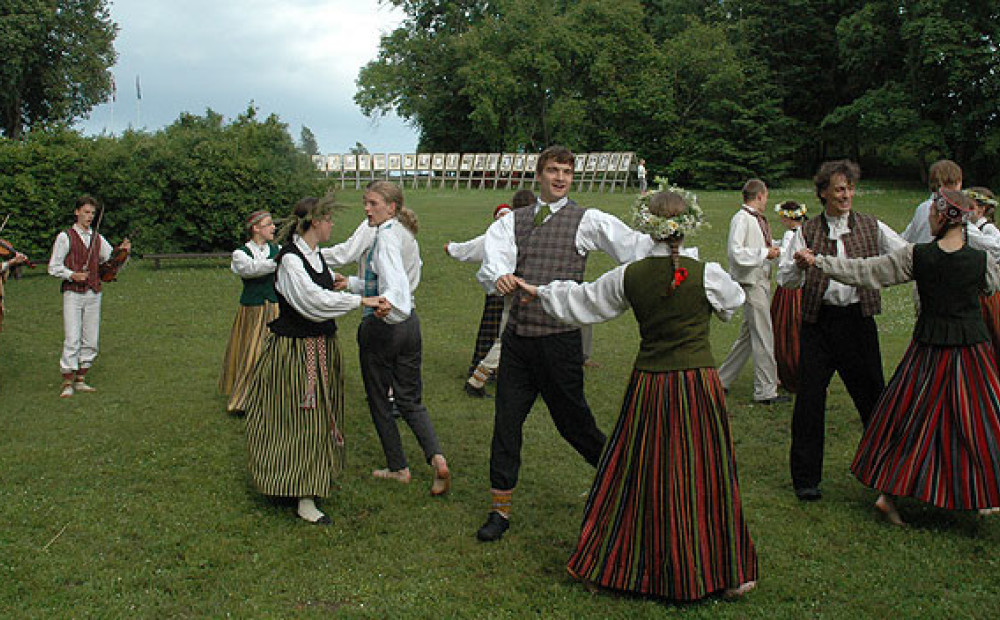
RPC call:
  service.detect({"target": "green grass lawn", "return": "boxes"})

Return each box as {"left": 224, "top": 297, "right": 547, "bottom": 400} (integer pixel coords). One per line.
{"left": 3, "top": 183, "right": 1000, "bottom": 618}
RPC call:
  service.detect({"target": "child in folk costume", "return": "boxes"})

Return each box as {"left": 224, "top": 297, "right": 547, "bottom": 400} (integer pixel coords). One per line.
{"left": 967, "top": 187, "right": 1000, "bottom": 362}
{"left": 323, "top": 181, "right": 451, "bottom": 495}
{"left": 47, "top": 195, "right": 131, "bottom": 398}
{"left": 517, "top": 189, "right": 757, "bottom": 601}
{"left": 796, "top": 189, "right": 1000, "bottom": 525}
{"left": 446, "top": 189, "right": 536, "bottom": 398}
{"left": 243, "top": 197, "right": 386, "bottom": 525}
{"left": 770, "top": 200, "right": 808, "bottom": 392}
{"left": 219, "top": 210, "right": 280, "bottom": 413}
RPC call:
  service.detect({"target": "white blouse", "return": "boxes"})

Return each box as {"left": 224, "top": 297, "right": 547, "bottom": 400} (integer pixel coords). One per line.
{"left": 231, "top": 241, "right": 278, "bottom": 278}
{"left": 275, "top": 236, "right": 361, "bottom": 323}
{"left": 536, "top": 244, "right": 745, "bottom": 326}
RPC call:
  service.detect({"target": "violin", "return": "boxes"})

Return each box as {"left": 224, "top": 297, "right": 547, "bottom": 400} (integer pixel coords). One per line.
{"left": 99, "top": 241, "right": 129, "bottom": 282}
{"left": 0, "top": 237, "right": 36, "bottom": 269}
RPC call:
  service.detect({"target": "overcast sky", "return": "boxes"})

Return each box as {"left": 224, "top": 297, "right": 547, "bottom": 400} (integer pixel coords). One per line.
{"left": 75, "top": 0, "right": 421, "bottom": 154}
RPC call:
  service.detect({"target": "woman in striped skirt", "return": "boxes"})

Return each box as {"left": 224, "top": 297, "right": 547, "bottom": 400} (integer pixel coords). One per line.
{"left": 516, "top": 189, "right": 757, "bottom": 601}
{"left": 770, "top": 201, "right": 807, "bottom": 392}
{"left": 220, "top": 210, "right": 279, "bottom": 413}
{"left": 797, "top": 189, "right": 1000, "bottom": 525}
{"left": 243, "top": 196, "right": 386, "bottom": 525}
{"left": 967, "top": 187, "right": 1000, "bottom": 363}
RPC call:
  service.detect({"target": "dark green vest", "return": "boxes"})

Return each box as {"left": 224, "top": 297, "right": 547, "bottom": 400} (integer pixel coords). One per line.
{"left": 624, "top": 256, "right": 715, "bottom": 372}
{"left": 913, "top": 242, "right": 989, "bottom": 346}
{"left": 238, "top": 242, "right": 280, "bottom": 306}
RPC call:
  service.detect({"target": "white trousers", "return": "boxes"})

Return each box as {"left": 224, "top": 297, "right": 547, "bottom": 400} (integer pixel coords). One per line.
{"left": 60, "top": 290, "right": 102, "bottom": 373}
{"left": 717, "top": 278, "right": 779, "bottom": 401}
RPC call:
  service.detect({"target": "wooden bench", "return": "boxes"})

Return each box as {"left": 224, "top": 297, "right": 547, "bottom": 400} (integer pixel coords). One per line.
{"left": 142, "top": 252, "right": 231, "bottom": 269}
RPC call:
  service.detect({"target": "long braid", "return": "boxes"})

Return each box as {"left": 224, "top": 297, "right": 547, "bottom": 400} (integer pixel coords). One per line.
{"left": 667, "top": 235, "right": 682, "bottom": 294}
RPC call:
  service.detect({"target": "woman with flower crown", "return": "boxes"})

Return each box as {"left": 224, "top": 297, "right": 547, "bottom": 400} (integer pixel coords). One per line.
{"left": 770, "top": 200, "right": 808, "bottom": 392}
{"left": 967, "top": 187, "right": 1000, "bottom": 362}
{"left": 515, "top": 189, "right": 757, "bottom": 601}
{"left": 796, "top": 188, "right": 1000, "bottom": 525}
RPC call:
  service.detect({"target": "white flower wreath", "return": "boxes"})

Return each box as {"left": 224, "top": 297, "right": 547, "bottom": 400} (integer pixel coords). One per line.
{"left": 630, "top": 182, "right": 705, "bottom": 241}
{"left": 774, "top": 201, "right": 808, "bottom": 219}
{"left": 966, "top": 189, "right": 998, "bottom": 209}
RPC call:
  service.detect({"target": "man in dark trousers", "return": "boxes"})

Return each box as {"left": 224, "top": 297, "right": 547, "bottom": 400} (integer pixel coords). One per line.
{"left": 475, "top": 145, "right": 653, "bottom": 541}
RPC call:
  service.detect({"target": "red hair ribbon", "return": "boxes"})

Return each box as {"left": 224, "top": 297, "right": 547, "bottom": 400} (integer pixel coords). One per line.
{"left": 672, "top": 267, "right": 689, "bottom": 288}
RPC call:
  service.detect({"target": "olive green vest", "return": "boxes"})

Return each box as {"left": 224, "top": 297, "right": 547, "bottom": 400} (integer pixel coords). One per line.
{"left": 623, "top": 256, "right": 715, "bottom": 372}
{"left": 238, "top": 242, "right": 280, "bottom": 306}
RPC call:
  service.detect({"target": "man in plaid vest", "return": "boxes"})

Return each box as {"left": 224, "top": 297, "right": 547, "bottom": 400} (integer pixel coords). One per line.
{"left": 475, "top": 145, "right": 654, "bottom": 542}
{"left": 778, "top": 160, "right": 907, "bottom": 501}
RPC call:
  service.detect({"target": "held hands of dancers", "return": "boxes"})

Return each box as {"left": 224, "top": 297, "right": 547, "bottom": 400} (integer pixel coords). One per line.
{"left": 513, "top": 276, "right": 539, "bottom": 304}
{"left": 361, "top": 295, "right": 392, "bottom": 318}
{"left": 794, "top": 248, "right": 817, "bottom": 269}
{"left": 332, "top": 272, "right": 348, "bottom": 291}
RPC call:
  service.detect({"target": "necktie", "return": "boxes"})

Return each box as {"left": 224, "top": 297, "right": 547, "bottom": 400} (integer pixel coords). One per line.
{"left": 533, "top": 204, "right": 551, "bottom": 227}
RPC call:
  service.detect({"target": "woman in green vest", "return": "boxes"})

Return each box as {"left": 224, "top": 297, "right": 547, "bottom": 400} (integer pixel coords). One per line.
{"left": 220, "top": 210, "right": 280, "bottom": 413}
{"left": 515, "top": 189, "right": 758, "bottom": 601}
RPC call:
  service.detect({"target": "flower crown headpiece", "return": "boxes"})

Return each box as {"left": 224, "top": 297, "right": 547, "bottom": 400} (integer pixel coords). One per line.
{"left": 965, "top": 189, "right": 998, "bottom": 210}
{"left": 630, "top": 181, "right": 705, "bottom": 241}
{"left": 933, "top": 190, "right": 974, "bottom": 224}
{"left": 774, "top": 201, "right": 808, "bottom": 219}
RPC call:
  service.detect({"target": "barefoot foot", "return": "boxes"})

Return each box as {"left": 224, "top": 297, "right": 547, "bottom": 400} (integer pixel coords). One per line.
{"left": 875, "top": 494, "right": 904, "bottom": 526}
{"left": 724, "top": 580, "right": 757, "bottom": 599}
{"left": 430, "top": 454, "right": 451, "bottom": 496}
{"left": 372, "top": 467, "right": 411, "bottom": 483}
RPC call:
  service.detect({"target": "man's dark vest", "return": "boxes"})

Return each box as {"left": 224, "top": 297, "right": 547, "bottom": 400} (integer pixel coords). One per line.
{"left": 509, "top": 201, "right": 587, "bottom": 337}
{"left": 61, "top": 228, "right": 102, "bottom": 294}
{"left": 268, "top": 243, "right": 338, "bottom": 338}
{"left": 800, "top": 212, "right": 881, "bottom": 324}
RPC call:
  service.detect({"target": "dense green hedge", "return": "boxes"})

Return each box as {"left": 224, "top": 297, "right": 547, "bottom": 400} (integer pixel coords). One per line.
{"left": 0, "top": 107, "right": 335, "bottom": 259}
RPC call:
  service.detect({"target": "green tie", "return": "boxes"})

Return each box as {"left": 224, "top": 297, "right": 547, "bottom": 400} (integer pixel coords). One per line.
{"left": 533, "top": 204, "right": 551, "bottom": 227}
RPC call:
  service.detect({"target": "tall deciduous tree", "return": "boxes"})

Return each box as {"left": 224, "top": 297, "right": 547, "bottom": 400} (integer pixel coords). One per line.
{"left": 0, "top": 0, "right": 118, "bottom": 140}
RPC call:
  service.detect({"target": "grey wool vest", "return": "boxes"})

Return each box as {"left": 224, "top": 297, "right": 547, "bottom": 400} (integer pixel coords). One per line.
{"left": 509, "top": 201, "right": 587, "bottom": 337}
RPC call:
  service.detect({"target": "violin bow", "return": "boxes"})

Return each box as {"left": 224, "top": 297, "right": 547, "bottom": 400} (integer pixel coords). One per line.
{"left": 0, "top": 213, "right": 9, "bottom": 236}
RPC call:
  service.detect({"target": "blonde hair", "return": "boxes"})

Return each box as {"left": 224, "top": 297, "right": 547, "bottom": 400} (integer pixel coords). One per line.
{"left": 276, "top": 194, "right": 339, "bottom": 243}
{"left": 366, "top": 180, "right": 419, "bottom": 235}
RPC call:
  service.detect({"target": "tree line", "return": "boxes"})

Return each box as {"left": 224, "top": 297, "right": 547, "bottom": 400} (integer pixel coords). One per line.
{"left": 356, "top": 0, "right": 1000, "bottom": 188}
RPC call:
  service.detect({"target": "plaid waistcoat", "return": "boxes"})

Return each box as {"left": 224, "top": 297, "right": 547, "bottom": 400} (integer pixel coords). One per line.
{"left": 801, "top": 211, "right": 881, "bottom": 324}
{"left": 510, "top": 201, "right": 587, "bottom": 337}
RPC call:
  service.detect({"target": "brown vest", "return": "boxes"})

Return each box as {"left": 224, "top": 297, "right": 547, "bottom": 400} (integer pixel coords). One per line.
{"left": 61, "top": 228, "right": 102, "bottom": 294}
{"left": 800, "top": 211, "right": 881, "bottom": 323}
{"left": 509, "top": 201, "right": 587, "bottom": 337}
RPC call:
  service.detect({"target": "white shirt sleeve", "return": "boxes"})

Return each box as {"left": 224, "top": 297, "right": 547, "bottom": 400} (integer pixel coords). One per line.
{"left": 815, "top": 244, "right": 914, "bottom": 289}
{"left": 274, "top": 253, "right": 361, "bottom": 321}
{"left": 703, "top": 262, "right": 746, "bottom": 321}
{"left": 878, "top": 220, "right": 908, "bottom": 254}
{"left": 477, "top": 215, "right": 518, "bottom": 293}
{"left": 576, "top": 209, "right": 655, "bottom": 263}
{"left": 776, "top": 228, "right": 807, "bottom": 288}
{"left": 536, "top": 265, "right": 630, "bottom": 326}
{"left": 966, "top": 225, "right": 1000, "bottom": 262}
{"left": 47, "top": 232, "right": 73, "bottom": 280}
{"left": 372, "top": 227, "right": 414, "bottom": 324}
{"left": 901, "top": 199, "right": 932, "bottom": 244}
{"left": 231, "top": 245, "right": 277, "bottom": 278}
{"left": 447, "top": 233, "right": 486, "bottom": 263}
{"left": 728, "top": 211, "right": 769, "bottom": 270}
{"left": 321, "top": 220, "right": 376, "bottom": 268}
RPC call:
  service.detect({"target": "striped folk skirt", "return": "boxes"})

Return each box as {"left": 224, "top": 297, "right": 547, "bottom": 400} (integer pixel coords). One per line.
{"left": 980, "top": 292, "right": 1000, "bottom": 364}
{"left": 468, "top": 294, "right": 505, "bottom": 376}
{"left": 566, "top": 368, "right": 758, "bottom": 601}
{"left": 770, "top": 286, "right": 801, "bottom": 393}
{"left": 219, "top": 301, "right": 279, "bottom": 412}
{"left": 244, "top": 333, "right": 345, "bottom": 498}
{"left": 851, "top": 341, "right": 1000, "bottom": 510}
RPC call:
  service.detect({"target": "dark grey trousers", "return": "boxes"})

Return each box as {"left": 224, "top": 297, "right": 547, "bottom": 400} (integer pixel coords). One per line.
{"left": 357, "top": 312, "right": 442, "bottom": 471}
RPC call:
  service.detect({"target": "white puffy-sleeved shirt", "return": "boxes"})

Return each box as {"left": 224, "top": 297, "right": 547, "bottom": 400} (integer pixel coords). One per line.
{"left": 477, "top": 198, "right": 656, "bottom": 294}
{"left": 535, "top": 244, "right": 745, "bottom": 326}
{"left": 901, "top": 195, "right": 934, "bottom": 244}
{"left": 47, "top": 224, "right": 113, "bottom": 281}
{"left": 446, "top": 233, "right": 486, "bottom": 263}
{"left": 275, "top": 236, "right": 361, "bottom": 322}
{"left": 231, "top": 241, "right": 278, "bottom": 278}
{"left": 321, "top": 218, "right": 420, "bottom": 325}
{"left": 776, "top": 212, "right": 908, "bottom": 306}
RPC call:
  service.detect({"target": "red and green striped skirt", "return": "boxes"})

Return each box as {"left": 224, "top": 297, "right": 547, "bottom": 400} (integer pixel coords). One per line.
{"left": 770, "top": 286, "right": 801, "bottom": 393}
{"left": 851, "top": 340, "right": 1000, "bottom": 510}
{"left": 980, "top": 292, "right": 1000, "bottom": 365}
{"left": 566, "top": 367, "right": 758, "bottom": 601}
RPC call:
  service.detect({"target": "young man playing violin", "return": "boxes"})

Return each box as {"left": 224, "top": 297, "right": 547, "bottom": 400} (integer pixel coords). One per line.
{"left": 47, "top": 196, "right": 131, "bottom": 398}
{"left": 0, "top": 245, "right": 30, "bottom": 343}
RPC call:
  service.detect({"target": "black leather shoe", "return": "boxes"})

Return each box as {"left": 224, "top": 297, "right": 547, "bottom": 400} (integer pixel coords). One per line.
{"left": 464, "top": 383, "right": 490, "bottom": 399}
{"left": 795, "top": 487, "right": 822, "bottom": 501}
{"left": 476, "top": 511, "right": 509, "bottom": 542}
{"left": 756, "top": 394, "right": 792, "bottom": 405}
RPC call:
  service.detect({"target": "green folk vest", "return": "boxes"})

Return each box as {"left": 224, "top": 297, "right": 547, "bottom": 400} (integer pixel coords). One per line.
{"left": 912, "top": 242, "right": 989, "bottom": 346}
{"left": 623, "top": 256, "right": 715, "bottom": 372}
{"left": 238, "top": 242, "right": 280, "bottom": 306}
{"left": 801, "top": 211, "right": 881, "bottom": 324}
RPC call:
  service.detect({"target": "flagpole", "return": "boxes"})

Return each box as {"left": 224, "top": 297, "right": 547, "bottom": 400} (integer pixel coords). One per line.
{"left": 135, "top": 74, "right": 142, "bottom": 128}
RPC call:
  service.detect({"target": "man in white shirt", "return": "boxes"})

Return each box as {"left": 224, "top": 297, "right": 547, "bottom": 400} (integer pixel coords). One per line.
{"left": 637, "top": 159, "right": 647, "bottom": 194}
{"left": 901, "top": 159, "right": 962, "bottom": 244}
{"left": 718, "top": 179, "right": 786, "bottom": 405}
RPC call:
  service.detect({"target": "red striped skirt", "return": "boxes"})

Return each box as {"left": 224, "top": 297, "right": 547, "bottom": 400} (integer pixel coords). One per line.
{"left": 770, "top": 286, "right": 801, "bottom": 393}
{"left": 566, "top": 368, "right": 757, "bottom": 601}
{"left": 980, "top": 292, "right": 1000, "bottom": 364}
{"left": 850, "top": 341, "right": 1000, "bottom": 509}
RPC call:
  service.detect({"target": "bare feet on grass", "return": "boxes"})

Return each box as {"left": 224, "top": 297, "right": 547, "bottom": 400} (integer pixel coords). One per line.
{"left": 372, "top": 467, "right": 411, "bottom": 483}
{"left": 875, "top": 494, "right": 905, "bottom": 526}
{"left": 430, "top": 454, "right": 451, "bottom": 496}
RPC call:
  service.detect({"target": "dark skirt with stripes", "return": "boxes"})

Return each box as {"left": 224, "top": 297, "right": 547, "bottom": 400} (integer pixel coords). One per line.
{"left": 850, "top": 341, "right": 1000, "bottom": 510}
{"left": 770, "top": 286, "right": 801, "bottom": 393}
{"left": 243, "top": 333, "right": 345, "bottom": 498}
{"left": 468, "top": 294, "right": 505, "bottom": 376}
{"left": 980, "top": 292, "right": 1000, "bottom": 365}
{"left": 566, "top": 368, "right": 758, "bottom": 601}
